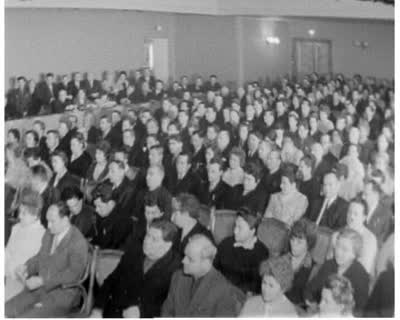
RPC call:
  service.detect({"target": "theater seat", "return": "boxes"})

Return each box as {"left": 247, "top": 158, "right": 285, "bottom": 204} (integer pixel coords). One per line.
{"left": 211, "top": 209, "right": 237, "bottom": 244}
{"left": 257, "top": 218, "right": 290, "bottom": 257}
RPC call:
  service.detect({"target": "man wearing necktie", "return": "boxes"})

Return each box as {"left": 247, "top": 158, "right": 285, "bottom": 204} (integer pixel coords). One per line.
{"left": 6, "top": 202, "right": 89, "bottom": 317}
{"left": 307, "top": 172, "right": 348, "bottom": 231}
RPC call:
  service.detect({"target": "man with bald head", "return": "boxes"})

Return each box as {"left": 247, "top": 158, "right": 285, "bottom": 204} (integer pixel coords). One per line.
{"left": 162, "top": 234, "right": 245, "bottom": 317}
{"left": 305, "top": 171, "right": 348, "bottom": 230}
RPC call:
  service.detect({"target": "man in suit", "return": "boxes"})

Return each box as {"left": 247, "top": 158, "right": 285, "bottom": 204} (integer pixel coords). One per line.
{"left": 99, "top": 115, "right": 122, "bottom": 149}
{"left": 306, "top": 172, "right": 348, "bottom": 230}
{"left": 67, "top": 72, "right": 83, "bottom": 99}
{"left": 82, "top": 72, "right": 101, "bottom": 101}
{"left": 91, "top": 219, "right": 181, "bottom": 318}
{"left": 362, "top": 179, "right": 393, "bottom": 246}
{"left": 30, "top": 164, "right": 60, "bottom": 227}
{"left": 5, "top": 202, "right": 89, "bottom": 317}
{"left": 161, "top": 234, "right": 245, "bottom": 317}
{"left": 171, "top": 193, "right": 214, "bottom": 256}
{"left": 199, "top": 157, "right": 233, "bottom": 210}
{"left": 166, "top": 152, "right": 203, "bottom": 198}
{"left": 36, "top": 73, "right": 58, "bottom": 112}
{"left": 311, "top": 142, "right": 336, "bottom": 187}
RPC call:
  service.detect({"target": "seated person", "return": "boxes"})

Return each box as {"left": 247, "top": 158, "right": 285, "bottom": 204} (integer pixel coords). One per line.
{"left": 239, "top": 256, "right": 298, "bottom": 317}
{"left": 234, "top": 162, "right": 268, "bottom": 215}
{"left": 91, "top": 219, "right": 181, "bottom": 318}
{"left": 318, "top": 274, "right": 355, "bottom": 317}
{"left": 61, "top": 186, "right": 96, "bottom": 238}
{"left": 162, "top": 234, "right": 245, "bottom": 317}
{"left": 49, "top": 150, "right": 80, "bottom": 195}
{"left": 91, "top": 183, "right": 133, "bottom": 250}
{"left": 304, "top": 228, "right": 369, "bottom": 316}
{"left": 326, "top": 199, "right": 377, "bottom": 276}
{"left": 283, "top": 219, "right": 317, "bottom": 308}
{"left": 171, "top": 193, "right": 214, "bottom": 256}
{"left": 85, "top": 140, "right": 111, "bottom": 202}
{"left": 264, "top": 164, "right": 308, "bottom": 227}
{"left": 113, "top": 149, "right": 145, "bottom": 188}
{"left": 68, "top": 132, "right": 92, "bottom": 179}
{"left": 222, "top": 147, "right": 245, "bottom": 187}
{"left": 214, "top": 207, "right": 269, "bottom": 295}
{"left": 5, "top": 202, "right": 89, "bottom": 317}
{"left": 199, "top": 157, "right": 233, "bottom": 210}
{"left": 5, "top": 189, "right": 46, "bottom": 301}
{"left": 166, "top": 152, "right": 203, "bottom": 199}
{"left": 305, "top": 171, "right": 348, "bottom": 230}
{"left": 107, "top": 160, "right": 137, "bottom": 218}
{"left": 24, "top": 147, "right": 53, "bottom": 181}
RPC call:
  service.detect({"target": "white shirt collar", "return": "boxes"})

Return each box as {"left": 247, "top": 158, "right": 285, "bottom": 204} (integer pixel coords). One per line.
{"left": 233, "top": 236, "right": 257, "bottom": 250}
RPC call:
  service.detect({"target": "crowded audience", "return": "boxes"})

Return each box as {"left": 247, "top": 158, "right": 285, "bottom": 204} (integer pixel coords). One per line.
{"left": 4, "top": 68, "right": 395, "bottom": 317}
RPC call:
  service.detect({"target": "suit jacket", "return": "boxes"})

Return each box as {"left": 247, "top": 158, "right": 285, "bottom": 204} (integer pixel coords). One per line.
{"left": 234, "top": 185, "right": 268, "bottom": 215}
{"left": 366, "top": 200, "right": 393, "bottom": 246}
{"left": 96, "top": 240, "right": 181, "bottom": 318}
{"left": 25, "top": 226, "right": 89, "bottom": 308}
{"left": 306, "top": 196, "right": 348, "bottom": 231}
{"left": 81, "top": 79, "right": 101, "bottom": 99}
{"left": 174, "top": 223, "right": 214, "bottom": 256}
{"left": 68, "top": 151, "right": 92, "bottom": 179}
{"left": 200, "top": 180, "right": 234, "bottom": 210}
{"left": 70, "top": 204, "right": 96, "bottom": 238}
{"left": 50, "top": 171, "right": 81, "bottom": 198}
{"left": 166, "top": 170, "right": 204, "bottom": 198}
{"left": 36, "top": 82, "right": 57, "bottom": 106}
{"left": 111, "top": 177, "right": 137, "bottom": 218}
{"left": 67, "top": 80, "right": 82, "bottom": 98}
{"left": 161, "top": 267, "right": 245, "bottom": 317}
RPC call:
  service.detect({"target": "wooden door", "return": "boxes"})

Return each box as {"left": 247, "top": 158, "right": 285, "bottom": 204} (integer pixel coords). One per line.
{"left": 293, "top": 39, "right": 332, "bottom": 79}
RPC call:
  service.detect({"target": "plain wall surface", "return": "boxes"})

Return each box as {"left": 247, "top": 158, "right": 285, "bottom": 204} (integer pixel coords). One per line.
{"left": 5, "top": 8, "right": 176, "bottom": 87}
{"left": 5, "top": 8, "right": 394, "bottom": 90}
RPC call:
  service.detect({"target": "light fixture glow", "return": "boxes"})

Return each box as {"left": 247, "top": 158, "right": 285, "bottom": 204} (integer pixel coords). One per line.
{"left": 266, "top": 36, "right": 280, "bottom": 45}
{"left": 308, "top": 29, "right": 315, "bottom": 36}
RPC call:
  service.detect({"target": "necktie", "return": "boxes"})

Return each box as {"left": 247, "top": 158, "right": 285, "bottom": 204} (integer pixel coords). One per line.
{"left": 50, "top": 235, "right": 60, "bottom": 255}
{"left": 316, "top": 198, "right": 330, "bottom": 226}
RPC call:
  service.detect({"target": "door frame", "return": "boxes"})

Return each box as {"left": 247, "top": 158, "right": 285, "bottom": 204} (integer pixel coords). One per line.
{"left": 292, "top": 38, "right": 333, "bottom": 79}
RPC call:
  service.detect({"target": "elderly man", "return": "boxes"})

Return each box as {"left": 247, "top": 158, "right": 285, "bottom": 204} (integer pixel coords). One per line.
{"left": 5, "top": 202, "right": 89, "bottom": 317}
{"left": 90, "top": 219, "right": 181, "bottom": 318}
{"left": 162, "top": 234, "right": 245, "bottom": 317}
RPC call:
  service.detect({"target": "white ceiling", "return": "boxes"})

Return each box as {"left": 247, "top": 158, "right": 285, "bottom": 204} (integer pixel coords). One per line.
{"left": 5, "top": 0, "right": 394, "bottom": 20}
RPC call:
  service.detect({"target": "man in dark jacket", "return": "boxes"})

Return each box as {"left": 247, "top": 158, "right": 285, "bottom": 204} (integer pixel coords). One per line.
{"left": 91, "top": 219, "right": 181, "bottom": 318}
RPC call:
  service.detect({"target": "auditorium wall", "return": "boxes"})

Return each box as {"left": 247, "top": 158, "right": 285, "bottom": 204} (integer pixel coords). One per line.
{"left": 5, "top": 8, "right": 394, "bottom": 90}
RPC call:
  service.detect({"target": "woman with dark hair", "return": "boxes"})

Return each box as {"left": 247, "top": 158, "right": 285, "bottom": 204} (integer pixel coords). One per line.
{"left": 283, "top": 219, "right": 317, "bottom": 307}
{"left": 222, "top": 147, "right": 246, "bottom": 187}
{"left": 214, "top": 207, "right": 269, "bottom": 295}
{"left": 68, "top": 132, "right": 92, "bottom": 179}
{"left": 264, "top": 164, "right": 308, "bottom": 227}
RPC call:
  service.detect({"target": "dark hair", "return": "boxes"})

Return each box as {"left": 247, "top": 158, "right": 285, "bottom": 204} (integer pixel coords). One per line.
{"left": 25, "top": 130, "right": 39, "bottom": 144}
{"left": 31, "top": 164, "right": 50, "bottom": 182}
{"left": 92, "top": 182, "right": 115, "bottom": 203}
{"left": 24, "top": 147, "right": 41, "bottom": 160}
{"left": 8, "top": 128, "right": 20, "bottom": 141}
{"left": 300, "top": 154, "right": 316, "bottom": 172}
{"left": 177, "top": 151, "right": 192, "bottom": 164}
{"left": 149, "top": 218, "right": 178, "bottom": 244}
{"left": 96, "top": 140, "right": 112, "bottom": 159}
{"left": 52, "top": 201, "right": 71, "bottom": 218}
{"left": 281, "top": 164, "right": 297, "bottom": 184}
{"left": 229, "top": 147, "right": 246, "bottom": 167}
{"left": 237, "top": 206, "right": 261, "bottom": 230}
{"left": 174, "top": 193, "right": 201, "bottom": 220}
{"left": 61, "top": 186, "right": 84, "bottom": 202}
{"left": 51, "top": 150, "right": 69, "bottom": 166}
{"left": 71, "top": 132, "right": 86, "bottom": 147}
{"left": 289, "top": 219, "right": 317, "bottom": 250}
{"left": 243, "top": 161, "right": 263, "bottom": 182}
{"left": 109, "top": 159, "right": 126, "bottom": 171}
{"left": 33, "top": 120, "right": 46, "bottom": 131}
{"left": 144, "top": 189, "right": 170, "bottom": 219}
{"left": 47, "top": 130, "right": 59, "bottom": 139}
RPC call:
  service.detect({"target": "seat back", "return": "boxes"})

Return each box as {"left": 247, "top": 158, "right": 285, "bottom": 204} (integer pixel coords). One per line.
{"left": 212, "top": 209, "right": 237, "bottom": 244}
{"left": 257, "top": 218, "right": 289, "bottom": 257}
{"left": 311, "top": 225, "right": 334, "bottom": 265}
{"left": 95, "top": 249, "right": 124, "bottom": 286}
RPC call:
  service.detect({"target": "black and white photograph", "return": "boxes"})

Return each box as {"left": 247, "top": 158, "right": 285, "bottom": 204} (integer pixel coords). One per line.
{"left": 2, "top": 0, "right": 395, "bottom": 318}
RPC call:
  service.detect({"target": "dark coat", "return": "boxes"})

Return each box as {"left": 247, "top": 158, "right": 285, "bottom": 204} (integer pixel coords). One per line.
{"left": 200, "top": 180, "right": 234, "bottom": 210}
{"left": 174, "top": 223, "right": 214, "bottom": 256}
{"left": 214, "top": 237, "right": 269, "bottom": 294}
{"left": 68, "top": 151, "right": 92, "bottom": 179}
{"left": 305, "top": 196, "right": 348, "bottom": 231}
{"left": 70, "top": 204, "right": 96, "bottom": 238}
{"left": 95, "top": 238, "right": 181, "bottom": 318}
{"left": 110, "top": 177, "right": 137, "bottom": 218}
{"left": 366, "top": 200, "right": 393, "bottom": 246}
{"left": 39, "top": 184, "right": 60, "bottom": 227}
{"left": 91, "top": 207, "right": 133, "bottom": 250}
{"left": 161, "top": 267, "right": 245, "bottom": 317}
{"left": 50, "top": 171, "right": 81, "bottom": 197}
{"left": 166, "top": 170, "right": 204, "bottom": 198}
{"left": 233, "top": 185, "right": 268, "bottom": 215}
{"left": 304, "top": 258, "right": 370, "bottom": 316}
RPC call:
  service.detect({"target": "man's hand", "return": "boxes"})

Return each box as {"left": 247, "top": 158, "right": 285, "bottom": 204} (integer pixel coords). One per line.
{"left": 15, "top": 265, "right": 27, "bottom": 281}
{"left": 25, "top": 276, "right": 43, "bottom": 290}
{"left": 122, "top": 306, "right": 140, "bottom": 318}
{"left": 90, "top": 308, "right": 102, "bottom": 318}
